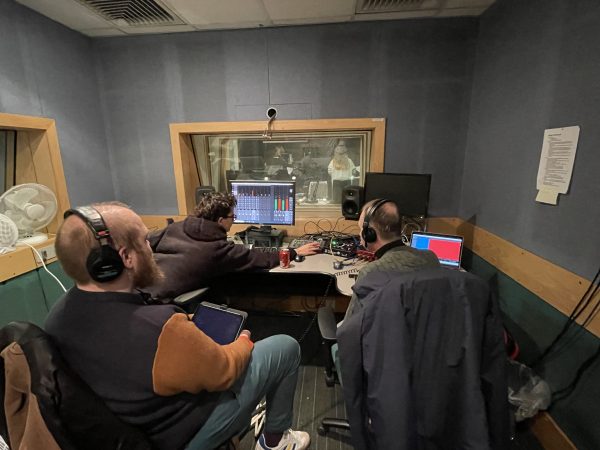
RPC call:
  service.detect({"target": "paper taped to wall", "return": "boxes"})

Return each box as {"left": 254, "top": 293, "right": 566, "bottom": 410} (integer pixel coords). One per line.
{"left": 536, "top": 126, "right": 580, "bottom": 205}
{"left": 535, "top": 189, "right": 559, "bottom": 205}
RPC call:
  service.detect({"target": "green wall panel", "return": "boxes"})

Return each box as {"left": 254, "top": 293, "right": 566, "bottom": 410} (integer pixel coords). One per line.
{"left": 38, "top": 262, "right": 73, "bottom": 310}
{"left": 0, "top": 270, "right": 48, "bottom": 327}
{"left": 0, "top": 262, "right": 72, "bottom": 328}
{"left": 465, "top": 250, "right": 600, "bottom": 450}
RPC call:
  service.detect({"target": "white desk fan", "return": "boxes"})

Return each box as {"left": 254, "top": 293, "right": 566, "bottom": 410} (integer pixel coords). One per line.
{"left": 0, "top": 183, "right": 58, "bottom": 245}
{"left": 0, "top": 213, "right": 19, "bottom": 254}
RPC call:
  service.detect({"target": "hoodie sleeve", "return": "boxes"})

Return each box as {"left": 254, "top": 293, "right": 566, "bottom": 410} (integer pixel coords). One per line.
{"left": 212, "top": 241, "right": 280, "bottom": 274}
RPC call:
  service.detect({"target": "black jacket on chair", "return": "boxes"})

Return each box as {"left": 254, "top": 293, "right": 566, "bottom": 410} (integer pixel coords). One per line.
{"left": 337, "top": 268, "right": 509, "bottom": 450}
{"left": 0, "top": 322, "right": 152, "bottom": 450}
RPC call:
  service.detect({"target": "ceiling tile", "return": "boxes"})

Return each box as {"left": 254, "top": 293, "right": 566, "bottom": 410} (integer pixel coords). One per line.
{"left": 165, "top": 0, "right": 270, "bottom": 25}
{"left": 263, "top": 0, "right": 356, "bottom": 21}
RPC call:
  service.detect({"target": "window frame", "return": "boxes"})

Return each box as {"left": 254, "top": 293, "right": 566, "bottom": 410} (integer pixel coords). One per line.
{"left": 170, "top": 118, "right": 386, "bottom": 226}
{"left": 0, "top": 112, "right": 71, "bottom": 282}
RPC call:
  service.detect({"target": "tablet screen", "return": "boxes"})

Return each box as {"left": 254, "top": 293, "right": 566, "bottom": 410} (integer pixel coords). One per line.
{"left": 192, "top": 302, "right": 246, "bottom": 345}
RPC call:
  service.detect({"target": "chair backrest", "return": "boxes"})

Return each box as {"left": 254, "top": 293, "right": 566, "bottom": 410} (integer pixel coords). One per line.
{"left": 338, "top": 268, "right": 509, "bottom": 450}
{"left": 0, "top": 322, "right": 153, "bottom": 450}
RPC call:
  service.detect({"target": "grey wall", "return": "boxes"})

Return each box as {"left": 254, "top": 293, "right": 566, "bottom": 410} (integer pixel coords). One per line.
{"left": 461, "top": 0, "right": 600, "bottom": 281}
{"left": 93, "top": 19, "right": 478, "bottom": 215}
{"left": 0, "top": 1, "right": 115, "bottom": 206}
{"left": 462, "top": 1, "right": 600, "bottom": 446}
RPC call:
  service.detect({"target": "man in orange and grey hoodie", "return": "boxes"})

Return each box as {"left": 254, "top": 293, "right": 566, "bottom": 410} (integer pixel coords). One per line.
{"left": 45, "top": 202, "right": 310, "bottom": 450}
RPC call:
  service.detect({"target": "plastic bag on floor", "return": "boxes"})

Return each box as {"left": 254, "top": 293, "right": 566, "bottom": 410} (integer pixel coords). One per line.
{"left": 507, "top": 359, "right": 551, "bottom": 422}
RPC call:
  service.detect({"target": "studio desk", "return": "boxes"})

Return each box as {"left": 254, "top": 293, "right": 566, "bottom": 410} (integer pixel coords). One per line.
{"left": 208, "top": 253, "right": 370, "bottom": 315}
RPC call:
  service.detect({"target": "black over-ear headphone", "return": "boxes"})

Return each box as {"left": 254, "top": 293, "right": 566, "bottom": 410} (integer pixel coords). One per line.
{"left": 63, "top": 206, "right": 124, "bottom": 283}
{"left": 361, "top": 198, "right": 390, "bottom": 244}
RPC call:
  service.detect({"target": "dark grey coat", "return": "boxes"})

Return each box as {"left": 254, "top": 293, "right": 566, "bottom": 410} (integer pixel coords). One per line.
{"left": 337, "top": 268, "right": 509, "bottom": 450}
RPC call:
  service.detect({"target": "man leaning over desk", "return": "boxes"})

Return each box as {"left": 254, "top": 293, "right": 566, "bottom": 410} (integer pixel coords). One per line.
{"left": 148, "top": 192, "right": 320, "bottom": 301}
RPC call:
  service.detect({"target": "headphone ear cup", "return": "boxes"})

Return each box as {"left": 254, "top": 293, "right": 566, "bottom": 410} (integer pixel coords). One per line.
{"left": 86, "top": 245, "right": 124, "bottom": 283}
{"left": 362, "top": 226, "right": 377, "bottom": 244}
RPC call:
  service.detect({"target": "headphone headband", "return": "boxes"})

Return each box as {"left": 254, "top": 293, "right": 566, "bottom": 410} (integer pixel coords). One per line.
{"left": 361, "top": 198, "right": 390, "bottom": 244}
{"left": 64, "top": 206, "right": 112, "bottom": 243}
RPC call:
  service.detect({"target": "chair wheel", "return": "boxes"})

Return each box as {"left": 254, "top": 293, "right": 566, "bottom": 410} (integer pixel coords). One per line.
{"left": 317, "top": 425, "right": 327, "bottom": 436}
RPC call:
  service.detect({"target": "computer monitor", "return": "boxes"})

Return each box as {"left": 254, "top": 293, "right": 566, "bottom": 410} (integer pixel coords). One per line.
{"left": 230, "top": 180, "right": 295, "bottom": 226}
{"left": 364, "top": 173, "right": 431, "bottom": 217}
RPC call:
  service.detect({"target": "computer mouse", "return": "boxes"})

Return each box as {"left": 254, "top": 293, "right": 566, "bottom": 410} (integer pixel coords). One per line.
{"left": 333, "top": 260, "right": 344, "bottom": 270}
{"left": 294, "top": 254, "right": 305, "bottom": 263}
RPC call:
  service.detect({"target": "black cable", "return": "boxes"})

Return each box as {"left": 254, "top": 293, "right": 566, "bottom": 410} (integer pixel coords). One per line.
{"left": 542, "top": 282, "right": 600, "bottom": 363}
{"left": 580, "top": 282, "right": 600, "bottom": 329}
{"left": 552, "top": 343, "right": 600, "bottom": 401}
{"left": 533, "top": 266, "right": 600, "bottom": 366}
{"left": 296, "top": 277, "right": 332, "bottom": 343}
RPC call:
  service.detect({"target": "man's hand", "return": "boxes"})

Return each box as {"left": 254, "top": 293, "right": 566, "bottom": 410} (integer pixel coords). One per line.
{"left": 240, "top": 329, "right": 251, "bottom": 340}
{"left": 295, "top": 242, "right": 321, "bottom": 256}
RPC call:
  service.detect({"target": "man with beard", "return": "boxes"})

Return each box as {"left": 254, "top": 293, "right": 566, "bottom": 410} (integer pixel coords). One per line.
{"left": 44, "top": 203, "right": 310, "bottom": 450}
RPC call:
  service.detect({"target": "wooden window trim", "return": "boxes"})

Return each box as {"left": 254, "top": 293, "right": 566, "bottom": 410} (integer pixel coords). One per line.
{"left": 169, "top": 118, "right": 385, "bottom": 235}
{"left": 0, "top": 113, "right": 70, "bottom": 282}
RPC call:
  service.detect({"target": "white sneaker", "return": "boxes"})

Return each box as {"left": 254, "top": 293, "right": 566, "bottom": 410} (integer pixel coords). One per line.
{"left": 255, "top": 429, "right": 310, "bottom": 450}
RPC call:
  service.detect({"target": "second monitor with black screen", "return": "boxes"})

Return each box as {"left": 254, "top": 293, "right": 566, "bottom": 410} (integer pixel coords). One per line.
{"left": 364, "top": 173, "right": 431, "bottom": 217}
{"left": 230, "top": 180, "right": 295, "bottom": 226}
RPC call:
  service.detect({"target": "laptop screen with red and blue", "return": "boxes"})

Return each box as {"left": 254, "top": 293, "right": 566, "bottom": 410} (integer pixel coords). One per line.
{"left": 410, "top": 232, "right": 464, "bottom": 269}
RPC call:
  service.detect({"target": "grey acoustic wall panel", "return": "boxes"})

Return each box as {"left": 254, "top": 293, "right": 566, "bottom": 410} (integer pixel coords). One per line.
{"left": 94, "top": 19, "right": 477, "bottom": 216}
{"left": 0, "top": 1, "right": 115, "bottom": 207}
{"left": 461, "top": 0, "right": 600, "bottom": 280}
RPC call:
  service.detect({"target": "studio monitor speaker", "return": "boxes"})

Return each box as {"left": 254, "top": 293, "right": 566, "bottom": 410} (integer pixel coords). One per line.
{"left": 341, "top": 185, "right": 364, "bottom": 220}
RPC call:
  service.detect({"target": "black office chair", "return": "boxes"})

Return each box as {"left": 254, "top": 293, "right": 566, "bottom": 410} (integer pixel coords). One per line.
{"left": 0, "top": 322, "right": 244, "bottom": 450}
{"left": 173, "top": 286, "right": 211, "bottom": 313}
{"left": 316, "top": 305, "right": 351, "bottom": 436}
{"left": 0, "top": 321, "right": 152, "bottom": 450}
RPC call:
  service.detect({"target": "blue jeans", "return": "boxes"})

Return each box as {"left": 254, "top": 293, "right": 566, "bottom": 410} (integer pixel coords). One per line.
{"left": 186, "top": 335, "right": 301, "bottom": 449}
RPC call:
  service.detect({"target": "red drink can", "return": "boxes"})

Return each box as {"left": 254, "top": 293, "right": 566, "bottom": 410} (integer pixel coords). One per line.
{"left": 279, "top": 248, "right": 290, "bottom": 268}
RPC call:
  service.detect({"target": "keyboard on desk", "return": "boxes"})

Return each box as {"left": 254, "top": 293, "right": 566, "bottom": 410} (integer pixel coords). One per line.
{"left": 254, "top": 246, "right": 280, "bottom": 253}
{"left": 289, "top": 239, "right": 312, "bottom": 248}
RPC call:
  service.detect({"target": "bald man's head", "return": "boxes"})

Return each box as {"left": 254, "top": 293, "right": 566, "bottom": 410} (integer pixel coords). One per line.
{"left": 359, "top": 199, "right": 402, "bottom": 244}
{"left": 56, "top": 202, "right": 150, "bottom": 285}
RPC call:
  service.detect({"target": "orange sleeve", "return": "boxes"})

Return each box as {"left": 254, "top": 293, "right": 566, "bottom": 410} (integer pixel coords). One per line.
{"left": 152, "top": 313, "right": 253, "bottom": 396}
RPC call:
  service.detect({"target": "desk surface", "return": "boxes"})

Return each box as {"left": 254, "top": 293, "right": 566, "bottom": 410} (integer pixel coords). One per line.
{"left": 269, "top": 253, "right": 369, "bottom": 296}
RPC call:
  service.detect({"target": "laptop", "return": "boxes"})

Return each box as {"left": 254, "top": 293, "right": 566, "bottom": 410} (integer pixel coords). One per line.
{"left": 410, "top": 232, "right": 464, "bottom": 270}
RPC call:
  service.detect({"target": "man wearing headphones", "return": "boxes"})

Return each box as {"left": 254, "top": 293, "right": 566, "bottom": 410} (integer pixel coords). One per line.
{"left": 344, "top": 198, "right": 440, "bottom": 320}
{"left": 44, "top": 202, "right": 311, "bottom": 450}
{"left": 148, "top": 192, "right": 320, "bottom": 300}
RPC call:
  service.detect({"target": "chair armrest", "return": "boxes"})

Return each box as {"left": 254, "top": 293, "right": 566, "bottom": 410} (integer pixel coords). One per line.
{"left": 173, "top": 287, "right": 210, "bottom": 306}
{"left": 317, "top": 306, "right": 338, "bottom": 342}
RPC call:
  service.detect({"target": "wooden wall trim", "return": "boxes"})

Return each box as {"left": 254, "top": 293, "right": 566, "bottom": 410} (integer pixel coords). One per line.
{"left": 530, "top": 412, "right": 577, "bottom": 450}
{"left": 0, "top": 237, "right": 58, "bottom": 283}
{"left": 427, "top": 217, "right": 600, "bottom": 338}
{"left": 141, "top": 214, "right": 361, "bottom": 239}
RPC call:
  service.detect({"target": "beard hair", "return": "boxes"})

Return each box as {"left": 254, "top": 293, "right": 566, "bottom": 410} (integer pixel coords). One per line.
{"left": 133, "top": 249, "right": 165, "bottom": 289}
